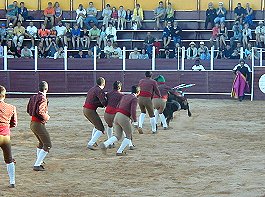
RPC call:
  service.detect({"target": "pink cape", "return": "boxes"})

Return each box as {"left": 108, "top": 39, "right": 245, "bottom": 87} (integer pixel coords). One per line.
{"left": 231, "top": 72, "right": 250, "bottom": 99}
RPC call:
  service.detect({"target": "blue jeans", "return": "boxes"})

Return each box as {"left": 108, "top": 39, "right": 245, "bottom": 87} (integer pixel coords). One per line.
{"left": 173, "top": 36, "right": 181, "bottom": 45}
{"left": 214, "top": 17, "right": 225, "bottom": 24}
{"left": 85, "top": 17, "right": 98, "bottom": 28}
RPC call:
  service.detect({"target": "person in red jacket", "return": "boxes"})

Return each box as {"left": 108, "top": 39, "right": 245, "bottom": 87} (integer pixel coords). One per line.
{"left": 100, "top": 85, "right": 140, "bottom": 156}
{"left": 83, "top": 77, "right": 107, "bottom": 150}
{"left": 104, "top": 81, "right": 123, "bottom": 147}
{"left": 153, "top": 75, "right": 174, "bottom": 129}
{"left": 0, "top": 85, "right": 17, "bottom": 188}
{"left": 27, "top": 81, "right": 50, "bottom": 171}
{"left": 138, "top": 71, "right": 161, "bottom": 134}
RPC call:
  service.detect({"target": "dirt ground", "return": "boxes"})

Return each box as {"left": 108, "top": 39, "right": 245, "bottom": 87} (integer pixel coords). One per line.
{"left": 0, "top": 97, "right": 265, "bottom": 197}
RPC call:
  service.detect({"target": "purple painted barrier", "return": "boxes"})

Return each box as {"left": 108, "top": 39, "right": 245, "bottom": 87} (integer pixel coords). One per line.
{"left": 253, "top": 67, "right": 265, "bottom": 100}
{"left": 0, "top": 58, "right": 3, "bottom": 70}
{"left": 68, "top": 58, "right": 94, "bottom": 70}
{"left": 7, "top": 58, "right": 35, "bottom": 70}
{"left": 38, "top": 58, "right": 64, "bottom": 70}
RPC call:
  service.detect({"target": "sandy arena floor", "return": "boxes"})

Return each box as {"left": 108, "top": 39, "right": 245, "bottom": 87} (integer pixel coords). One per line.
{"left": 0, "top": 97, "right": 265, "bottom": 197}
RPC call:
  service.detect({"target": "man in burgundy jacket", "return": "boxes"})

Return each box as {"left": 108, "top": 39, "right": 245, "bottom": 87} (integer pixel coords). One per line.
{"left": 138, "top": 71, "right": 161, "bottom": 134}
{"left": 0, "top": 85, "right": 17, "bottom": 188}
{"left": 27, "top": 81, "right": 51, "bottom": 171}
{"left": 100, "top": 85, "right": 140, "bottom": 156}
{"left": 83, "top": 77, "right": 107, "bottom": 150}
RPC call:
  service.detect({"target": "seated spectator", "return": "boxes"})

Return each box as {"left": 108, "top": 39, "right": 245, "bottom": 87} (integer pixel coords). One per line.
{"left": 21, "top": 45, "right": 33, "bottom": 58}
{"left": 0, "top": 23, "right": 6, "bottom": 42}
{"left": 253, "top": 48, "right": 260, "bottom": 60}
{"left": 76, "top": 4, "right": 86, "bottom": 28}
{"left": 99, "top": 25, "right": 106, "bottom": 48}
{"left": 6, "top": 23, "right": 14, "bottom": 41}
{"left": 75, "top": 50, "right": 86, "bottom": 58}
{"left": 154, "top": 1, "right": 165, "bottom": 30}
{"left": 223, "top": 44, "right": 233, "bottom": 59}
{"left": 192, "top": 59, "right": 205, "bottom": 71}
{"left": 132, "top": 4, "right": 143, "bottom": 29}
{"left": 7, "top": 40, "right": 16, "bottom": 58}
{"left": 44, "top": 2, "right": 55, "bottom": 27}
{"left": 244, "top": 43, "right": 252, "bottom": 59}
{"left": 143, "top": 32, "right": 155, "bottom": 57}
{"left": 234, "top": 2, "right": 245, "bottom": 24}
{"left": 6, "top": 1, "right": 18, "bottom": 26}
{"left": 205, "top": 2, "right": 217, "bottom": 29}
{"left": 153, "top": 38, "right": 161, "bottom": 58}
{"left": 105, "top": 23, "right": 117, "bottom": 44}
{"left": 139, "top": 49, "right": 149, "bottom": 59}
{"left": 198, "top": 41, "right": 210, "bottom": 60}
{"left": 80, "top": 27, "right": 89, "bottom": 49}
{"left": 210, "top": 23, "right": 220, "bottom": 47}
{"left": 54, "top": 2, "right": 62, "bottom": 25}
{"left": 18, "top": 2, "right": 28, "bottom": 24}
{"left": 111, "top": 42, "right": 122, "bottom": 59}
{"left": 48, "top": 26, "right": 57, "bottom": 41}
{"left": 255, "top": 21, "right": 265, "bottom": 48}
{"left": 117, "top": 6, "right": 126, "bottom": 30}
{"left": 86, "top": 48, "right": 94, "bottom": 58}
{"left": 38, "top": 24, "right": 50, "bottom": 47}
{"left": 93, "top": 44, "right": 102, "bottom": 59}
{"left": 13, "top": 21, "right": 25, "bottom": 47}
{"left": 230, "top": 49, "right": 240, "bottom": 59}
{"left": 102, "top": 4, "right": 112, "bottom": 27}
{"left": 63, "top": 23, "right": 72, "bottom": 48}
{"left": 244, "top": 3, "right": 253, "bottom": 26}
{"left": 162, "top": 47, "right": 173, "bottom": 59}
{"left": 88, "top": 24, "right": 100, "bottom": 48}
{"left": 235, "top": 42, "right": 242, "bottom": 53}
{"left": 230, "top": 21, "right": 243, "bottom": 49}
{"left": 54, "top": 47, "right": 65, "bottom": 59}
{"left": 162, "top": 21, "right": 172, "bottom": 48}
{"left": 164, "top": 2, "right": 174, "bottom": 26}
{"left": 25, "top": 22, "right": 37, "bottom": 49}
{"left": 38, "top": 42, "right": 46, "bottom": 58}
{"left": 85, "top": 2, "right": 98, "bottom": 29}
{"left": 218, "top": 22, "right": 228, "bottom": 50}
{"left": 71, "top": 24, "right": 81, "bottom": 49}
{"left": 132, "top": 21, "right": 138, "bottom": 30}
{"left": 15, "top": 42, "right": 21, "bottom": 58}
{"left": 186, "top": 42, "right": 198, "bottom": 60}
{"left": 215, "top": 48, "right": 223, "bottom": 59}
{"left": 125, "top": 9, "right": 132, "bottom": 29}
{"left": 242, "top": 23, "right": 252, "bottom": 49}
{"left": 45, "top": 39, "right": 58, "bottom": 58}
{"left": 111, "top": 7, "right": 118, "bottom": 28}
{"left": 104, "top": 40, "right": 114, "bottom": 58}
{"left": 0, "top": 42, "right": 3, "bottom": 57}
{"left": 214, "top": 2, "right": 226, "bottom": 24}
{"left": 173, "top": 43, "right": 181, "bottom": 59}
{"left": 129, "top": 47, "right": 140, "bottom": 59}
{"left": 171, "top": 21, "right": 182, "bottom": 45}
{"left": 55, "top": 21, "right": 66, "bottom": 46}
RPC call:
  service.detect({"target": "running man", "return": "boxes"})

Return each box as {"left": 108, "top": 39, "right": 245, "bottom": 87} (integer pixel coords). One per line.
{"left": 100, "top": 85, "right": 140, "bottom": 156}
{"left": 84, "top": 77, "right": 107, "bottom": 150}
{"left": 27, "top": 81, "right": 51, "bottom": 171}
{"left": 0, "top": 85, "right": 17, "bottom": 188}
{"left": 138, "top": 71, "right": 161, "bottom": 134}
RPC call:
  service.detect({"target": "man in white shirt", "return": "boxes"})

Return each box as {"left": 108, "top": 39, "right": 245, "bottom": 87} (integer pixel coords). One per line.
{"left": 54, "top": 47, "right": 65, "bottom": 59}
{"left": 117, "top": 6, "right": 126, "bottom": 30}
{"left": 25, "top": 22, "right": 37, "bottom": 50}
{"left": 192, "top": 59, "right": 205, "bottom": 71}
{"left": 255, "top": 21, "right": 265, "bottom": 47}
{"left": 21, "top": 45, "right": 33, "bottom": 58}
{"left": 103, "top": 40, "right": 114, "bottom": 58}
{"left": 55, "top": 21, "right": 66, "bottom": 46}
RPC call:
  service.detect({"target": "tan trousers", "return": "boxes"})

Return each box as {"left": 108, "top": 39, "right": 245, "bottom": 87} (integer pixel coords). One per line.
{"left": 152, "top": 98, "right": 167, "bottom": 113}
{"left": 0, "top": 135, "right": 13, "bottom": 163}
{"left": 83, "top": 108, "right": 105, "bottom": 132}
{"left": 114, "top": 112, "right": 132, "bottom": 140}
{"left": 138, "top": 96, "right": 155, "bottom": 117}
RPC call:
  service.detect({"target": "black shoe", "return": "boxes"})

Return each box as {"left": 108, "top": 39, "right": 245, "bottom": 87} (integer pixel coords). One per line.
{"left": 33, "top": 165, "right": 45, "bottom": 171}
{"left": 8, "top": 184, "right": 15, "bottom": 188}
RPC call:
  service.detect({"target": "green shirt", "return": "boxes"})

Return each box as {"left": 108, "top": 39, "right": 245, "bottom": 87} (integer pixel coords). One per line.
{"left": 89, "top": 28, "right": 100, "bottom": 37}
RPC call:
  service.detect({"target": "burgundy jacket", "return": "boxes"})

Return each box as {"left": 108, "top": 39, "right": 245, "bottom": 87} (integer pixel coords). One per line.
{"left": 105, "top": 90, "right": 124, "bottom": 114}
{"left": 27, "top": 92, "right": 49, "bottom": 124}
{"left": 0, "top": 101, "right": 17, "bottom": 136}
{"left": 153, "top": 82, "right": 174, "bottom": 100}
{"left": 116, "top": 94, "right": 138, "bottom": 122}
{"left": 83, "top": 85, "right": 107, "bottom": 110}
{"left": 139, "top": 78, "right": 161, "bottom": 98}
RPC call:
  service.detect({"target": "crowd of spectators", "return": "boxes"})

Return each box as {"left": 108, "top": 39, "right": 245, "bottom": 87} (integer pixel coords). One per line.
{"left": 0, "top": 1, "right": 263, "bottom": 60}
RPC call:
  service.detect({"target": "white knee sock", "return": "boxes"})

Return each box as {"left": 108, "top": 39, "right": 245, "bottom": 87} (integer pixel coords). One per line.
{"left": 87, "top": 130, "right": 103, "bottom": 146}
{"left": 138, "top": 113, "right": 146, "bottom": 128}
{"left": 154, "top": 109, "right": 159, "bottom": 123}
{"left": 91, "top": 127, "right": 96, "bottom": 137}
{"left": 159, "top": 113, "right": 168, "bottom": 128}
{"left": 34, "top": 149, "right": 48, "bottom": 166}
{"left": 150, "top": 117, "right": 157, "bottom": 132}
{"left": 129, "top": 139, "right": 133, "bottom": 147}
{"left": 103, "top": 136, "right": 118, "bottom": 147}
{"left": 37, "top": 148, "right": 41, "bottom": 158}
{"left": 117, "top": 138, "right": 130, "bottom": 153}
{"left": 6, "top": 162, "right": 15, "bottom": 185}
{"left": 106, "top": 127, "right": 113, "bottom": 139}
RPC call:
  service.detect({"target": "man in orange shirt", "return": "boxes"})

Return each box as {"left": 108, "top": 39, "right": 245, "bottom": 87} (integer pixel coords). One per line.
{"left": 44, "top": 2, "right": 55, "bottom": 27}
{"left": 38, "top": 24, "right": 50, "bottom": 47}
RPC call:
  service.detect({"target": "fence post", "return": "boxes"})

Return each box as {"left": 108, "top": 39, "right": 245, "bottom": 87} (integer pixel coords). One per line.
{"left": 3, "top": 46, "right": 7, "bottom": 71}
{"left": 181, "top": 47, "right": 185, "bottom": 70}
{"left": 152, "top": 46, "right": 155, "bottom": 71}
{"left": 240, "top": 47, "right": 244, "bottom": 59}
{"left": 122, "top": 46, "right": 126, "bottom": 71}
{"left": 93, "top": 46, "right": 97, "bottom": 71}
{"left": 251, "top": 47, "right": 255, "bottom": 101}
{"left": 260, "top": 48, "right": 263, "bottom": 66}
{"left": 34, "top": 46, "right": 38, "bottom": 71}
{"left": 64, "top": 46, "right": 68, "bottom": 71}
{"left": 177, "top": 47, "right": 180, "bottom": 70}
{"left": 210, "top": 46, "right": 214, "bottom": 71}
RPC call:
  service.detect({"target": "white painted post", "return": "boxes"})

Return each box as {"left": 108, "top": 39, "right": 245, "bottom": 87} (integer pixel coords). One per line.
{"left": 177, "top": 47, "right": 180, "bottom": 70}
{"left": 34, "top": 46, "right": 38, "bottom": 71}
{"left": 210, "top": 46, "right": 214, "bottom": 71}
{"left": 93, "top": 46, "right": 97, "bottom": 71}
{"left": 251, "top": 47, "right": 255, "bottom": 101}
{"left": 260, "top": 48, "right": 262, "bottom": 66}
{"left": 181, "top": 46, "right": 185, "bottom": 70}
{"left": 3, "top": 46, "right": 7, "bottom": 71}
{"left": 64, "top": 46, "right": 68, "bottom": 71}
{"left": 240, "top": 47, "right": 244, "bottom": 59}
{"left": 122, "top": 46, "right": 126, "bottom": 71}
{"left": 152, "top": 46, "right": 155, "bottom": 71}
